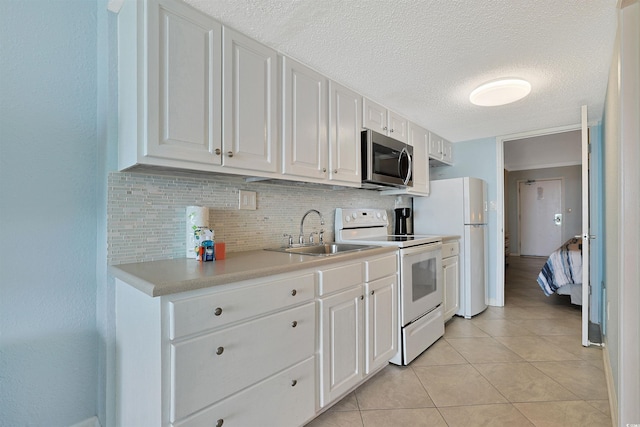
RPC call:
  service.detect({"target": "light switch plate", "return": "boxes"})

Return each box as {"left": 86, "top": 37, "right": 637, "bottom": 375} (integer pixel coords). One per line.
{"left": 239, "top": 190, "right": 257, "bottom": 210}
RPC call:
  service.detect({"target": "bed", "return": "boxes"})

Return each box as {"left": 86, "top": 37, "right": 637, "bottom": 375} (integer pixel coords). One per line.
{"left": 537, "top": 237, "right": 583, "bottom": 305}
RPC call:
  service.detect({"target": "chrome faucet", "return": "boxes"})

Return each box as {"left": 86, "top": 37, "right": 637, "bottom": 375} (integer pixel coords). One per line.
{"left": 299, "top": 209, "right": 325, "bottom": 245}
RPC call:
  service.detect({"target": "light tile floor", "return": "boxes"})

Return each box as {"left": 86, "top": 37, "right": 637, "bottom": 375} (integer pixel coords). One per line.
{"left": 305, "top": 256, "right": 611, "bottom": 427}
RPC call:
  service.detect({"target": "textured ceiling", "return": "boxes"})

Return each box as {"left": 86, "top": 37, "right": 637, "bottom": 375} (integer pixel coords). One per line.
{"left": 184, "top": 0, "right": 618, "bottom": 142}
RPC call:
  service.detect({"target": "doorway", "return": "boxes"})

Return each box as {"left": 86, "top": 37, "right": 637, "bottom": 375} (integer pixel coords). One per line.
{"left": 519, "top": 178, "right": 563, "bottom": 256}
{"left": 496, "top": 120, "right": 602, "bottom": 346}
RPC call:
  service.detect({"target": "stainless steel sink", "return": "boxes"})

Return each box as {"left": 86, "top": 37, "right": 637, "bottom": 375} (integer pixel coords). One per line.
{"left": 266, "top": 243, "right": 377, "bottom": 256}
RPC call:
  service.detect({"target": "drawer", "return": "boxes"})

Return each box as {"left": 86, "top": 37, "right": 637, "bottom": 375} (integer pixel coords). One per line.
{"left": 317, "top": 261, "right": 363, "bottom": 296}
{"left": 171, "top": 302, "right": 315, "bottom": 421}
{"left": 442, "top": 241, "right": 459, "bottom": 258}
{"left": 173, "top": 357, "right": 316, "bottom": 427}
{"left": 365, "top": 253, "right": 397, "bottom": 282}
{"left": 170, "top": 273, "right": 314, "bottom": 339}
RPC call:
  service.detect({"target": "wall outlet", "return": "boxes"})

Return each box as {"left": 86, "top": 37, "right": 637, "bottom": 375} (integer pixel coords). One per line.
{"left": 239, "top": 190, "right": 257, "bottom": 210}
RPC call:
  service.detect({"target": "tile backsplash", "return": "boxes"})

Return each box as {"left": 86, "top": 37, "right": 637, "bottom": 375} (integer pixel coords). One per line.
{"left": 108, "top": 170, "right": 399, "bottom": 265}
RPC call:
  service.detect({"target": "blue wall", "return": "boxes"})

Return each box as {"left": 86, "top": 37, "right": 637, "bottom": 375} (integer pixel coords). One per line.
{"left": 431, "top": 138, "right": 500, "bottom": 304}
{"left": 0, "top": 1, "right": 99, "bottom": 425}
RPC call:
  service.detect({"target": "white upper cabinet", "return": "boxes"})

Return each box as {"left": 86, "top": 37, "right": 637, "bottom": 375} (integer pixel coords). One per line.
{"left": 428, "top": 131, "right": 454, "bottom": 165}
{"left": 408, "top": 123, "right": 430, "bottom": 195}
{"left": 387, "top": 110, "right": 409, "bottom": 144}
{"left": 282, "top": 57, "right": 328, "bottom": 179}
{"left": 362, "top": 98, "right": 408, "bottom": 143}
{"left": 119, "top": 0, "right": 222, "bottom": 170}
{"left": 118, "top": 0, "right": 278, "bottom": 174}
{"left": 329, "top": 81, "right": 362, "bottom": 185}
{"left": 223, "top": 27, "right": 278, "bottom": 173}
{"left": 362, "top": 98, "right": 387, "bottom": 134}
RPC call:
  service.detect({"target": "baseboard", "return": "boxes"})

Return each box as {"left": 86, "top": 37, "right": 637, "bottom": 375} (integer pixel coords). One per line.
{"left": 69, "top": 416, "right": 101, "bottom": 427}
{"left": 602, "top": 344, "right": 618, "bottom": 427}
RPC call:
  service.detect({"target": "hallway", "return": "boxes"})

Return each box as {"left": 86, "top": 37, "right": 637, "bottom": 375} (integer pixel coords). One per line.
{"left": 306, "top": 256, "right": 611, "bottom": 427}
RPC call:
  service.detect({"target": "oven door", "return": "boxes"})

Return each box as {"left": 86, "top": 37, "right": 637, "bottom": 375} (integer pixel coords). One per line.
{"left": 399, "top": 243, "right": 442, "bottom": 326}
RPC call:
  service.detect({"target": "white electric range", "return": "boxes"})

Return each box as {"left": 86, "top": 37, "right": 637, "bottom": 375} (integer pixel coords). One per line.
{"left": 335, "top": 208, "right": 444, "bottom": 365}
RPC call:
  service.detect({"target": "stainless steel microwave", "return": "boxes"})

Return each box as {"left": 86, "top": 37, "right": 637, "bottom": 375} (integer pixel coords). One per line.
{"left": 361, "top": 129, "right": 413, "bottom": 188}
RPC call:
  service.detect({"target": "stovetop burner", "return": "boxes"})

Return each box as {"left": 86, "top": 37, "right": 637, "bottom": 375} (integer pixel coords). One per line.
{"left": 335, "top": 208, "right": 442, "bottom": 249}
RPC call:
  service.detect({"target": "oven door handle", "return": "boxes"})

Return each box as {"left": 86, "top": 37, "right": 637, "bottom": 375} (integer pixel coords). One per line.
{"left": 400, "top": 242, "right": 442, "bottom": 257}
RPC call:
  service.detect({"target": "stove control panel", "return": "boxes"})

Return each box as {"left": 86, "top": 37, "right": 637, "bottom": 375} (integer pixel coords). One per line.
{"left": 335, "top": 208, "right": 388, "bottom": 231}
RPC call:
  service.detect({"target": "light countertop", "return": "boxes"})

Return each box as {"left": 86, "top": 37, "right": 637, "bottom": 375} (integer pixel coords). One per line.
{"left": 109, "top": 246, "right": 397, "bottom": 297}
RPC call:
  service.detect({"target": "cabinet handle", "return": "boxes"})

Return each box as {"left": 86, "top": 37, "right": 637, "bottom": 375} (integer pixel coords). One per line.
{"left": 360, "top": 295, "right": 364, "bottom": 300}
{"left": 214, "top": 148, "right": 221, "bottom": 155}
{"left": 291, "top": 289, "right": 297, "bottom": 296}
{"left": 370, "top": 290, "right": 375, "bottom": 295}
{"left": 322, "top": 168, "right": 327, "bottom": 173}
{"left": 216, "top": 419, "right": 224, "bottom": 427}
{"left": 214, "top": 307, "right": 223, "bottom": 316}
{"left": 383, "top": 126, "right": 388, "bottom": 131}
{"left": 333, "top": 169, "right": 338, "bottom": 174}
{"left": 291, "top": 320, "right": 298, "bottom": 328}
{"left": 291, "top": 379, "right": 297, "bottom": 387}
{"left": 216, "top": 346, "right": 224, "bottom": 355}
{"left": 390, "top": 128, "right": 395, "bottom": 133}
{"left": 227, "top": 151, "right": 234, "bottom": 158}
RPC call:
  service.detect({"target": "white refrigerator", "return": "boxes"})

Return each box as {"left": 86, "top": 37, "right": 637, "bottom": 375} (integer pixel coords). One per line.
{"left": 413, "top": 177, "right": 488, "bottom": 318}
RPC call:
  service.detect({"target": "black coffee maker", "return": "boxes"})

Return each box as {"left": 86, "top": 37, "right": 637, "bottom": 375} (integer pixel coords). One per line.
{"left": 394, "top": 207, "right": 412, "bottom": 235}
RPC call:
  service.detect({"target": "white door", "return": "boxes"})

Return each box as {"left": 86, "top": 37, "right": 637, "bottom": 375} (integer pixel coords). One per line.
{"left": 282, "top": 56, "right": 328, "bottom": 179}
{"left": 362, "top": 98, "right": 387, "bottom": 134}
{"left": 407, "top": 123, "right": 430, "bottom": 195}
{"left": 319, "top": 286, "right": 363, "bottom": 407}
{"left": 147, "top": 0, "right": 222, "bottom": 165}
{"left": 580, "top": 105, "right": 590, "bottom": 347}
{"left": 364, "top": 275, "right": 397, "bottom": 374}
{"left": 222, "top": 28, "right": 278, "bottom": 172}
{"left": 519, "top": 179, "right": 563, "bottom": 256}
{"left": 329, "top": 81, "right": 361, "bottom": 184}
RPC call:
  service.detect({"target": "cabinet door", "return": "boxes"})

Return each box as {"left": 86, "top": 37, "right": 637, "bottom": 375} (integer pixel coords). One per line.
{"left": 387, "top": 110, "right": 408, "bottom": 143}
{"left": 146, "top": 0, "right": 222, "bottom": 165}
{"left": 222, "top": 27, "right": 278, "bottom": 172}
{"left": 428, "top": 132, "right": 443, "bottom": 160}
{"left": 365, "top": 275, "right": 397, "bottom": 374}
{"left": 408, "top": 122, "right": 430, "bottom": 195}
{"left": 441, "top": 139, "right": 454, "bottom": 164}
{"left": 282, "top": 57, "right": 328, "bottom": 179}
{"left": 362, "top": 98, "right": 387, "bottom": 134}
{"left": 329, "top": 81, "right": 361, "bottom": 184}
{"left": 442, "top": 256, "right": 459, "bottom": 321}
{"left": 319, "top": 286, "right": 364, "bottom": 408}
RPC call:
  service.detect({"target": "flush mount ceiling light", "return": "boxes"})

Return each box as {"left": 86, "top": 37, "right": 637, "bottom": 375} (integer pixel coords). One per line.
{"left": 469, "top": 78, "right": 531, "bottom": 106}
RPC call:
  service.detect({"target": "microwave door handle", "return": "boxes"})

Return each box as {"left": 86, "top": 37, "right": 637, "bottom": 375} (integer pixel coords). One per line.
{"left": 399, "top": 147, "right": 412, "bottom": 185}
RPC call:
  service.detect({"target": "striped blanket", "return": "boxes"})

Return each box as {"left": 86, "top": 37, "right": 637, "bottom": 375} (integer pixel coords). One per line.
{"left": 537, "top": 238, "right": 583, "bottom": 297}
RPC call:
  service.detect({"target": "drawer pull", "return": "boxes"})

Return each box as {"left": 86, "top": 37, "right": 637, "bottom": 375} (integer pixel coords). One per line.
{"left": 291, "top": 320, "right": 298, "bottom": 328}
{"left": 214, "top": 307, "right": 223, "bottom": 316}
{"left": 216, "top": 346, "right": 224, "bottom": 355}
{"left": 360, "top": 295, "right": 364, "bottom": 300}
{"left": 291, "top": 379, "right": 297, "bottom": 387}
{"left": 216, "top": 419, "right": 224, "bottom": 427}
{"left": 370, "top": 290, "right": 375, "bottom": 295}
{"left": 291, "top": 289, "right": 297, "bottom": 296}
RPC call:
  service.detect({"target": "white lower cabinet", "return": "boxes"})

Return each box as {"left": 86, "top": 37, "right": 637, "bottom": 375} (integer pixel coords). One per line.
{"left": 115, "top": 252, "right": 398, "bottom": 426}
{"left": 365, "top": 275, "right": 397, "bottom": 374}
{"left": 442, "top": 240, "right": 460, "bottom": 321}
{"left": 317, "top": 254, "right": 397, "bottom": 408}
{"left": 173, "top": 357, "right": 316, "bottom": 427}
{"left": 171, "top": 302, "right": 315, "bottom": 421}
{"left": 319, "top": 285, "right": 364, "bottom": 407}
